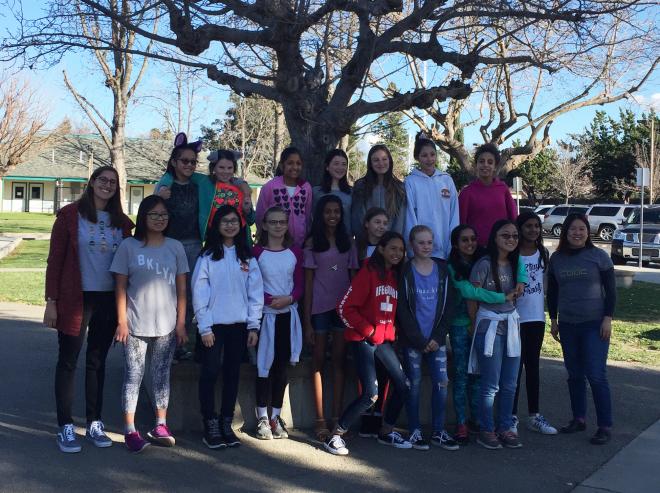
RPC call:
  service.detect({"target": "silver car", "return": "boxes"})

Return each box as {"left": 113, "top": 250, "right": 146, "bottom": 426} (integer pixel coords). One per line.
{"left": 542, "top": 205, "right": 590, "bottom": 237}
{"left": 585, "top": 204, "right": 639, "bottom": 241}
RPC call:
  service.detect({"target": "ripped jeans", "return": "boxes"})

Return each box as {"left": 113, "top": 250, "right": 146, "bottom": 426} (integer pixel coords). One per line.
{"left": 337, "top": 341, "right": 408, "bottom": 432}
{"left": 403, "top": 345, "right": 449, "bottom": 433}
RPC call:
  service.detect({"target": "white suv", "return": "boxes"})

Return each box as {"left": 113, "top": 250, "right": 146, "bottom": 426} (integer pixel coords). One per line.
{"left": 585, "top": 204, "right": 639, "bottom": 241}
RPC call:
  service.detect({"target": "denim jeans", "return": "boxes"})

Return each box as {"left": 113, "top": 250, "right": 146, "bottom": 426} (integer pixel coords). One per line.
{"left": 559, "top": 320, "right": 612, "bottom": 428}
{"left": 403, "top": 346, "right": 448, "bottom": 432}
{"left": 338, "top": 341, "right": 408, "bottom": 431}
{"left": 475, "top": 331, "right": 520, "bottom": 432}
{"left": 449, "top": 324, "right": 480, "bottom": 425}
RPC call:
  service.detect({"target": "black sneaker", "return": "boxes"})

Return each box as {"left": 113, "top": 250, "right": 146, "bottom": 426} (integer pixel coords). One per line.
{"left": 221, "top": 418, "right": 241, "bottom": 447}
{"left": 377, "top": 431, "right": 412, "bottom": 449}
{"left": 203, "top": 417, "right": 227, "bottom": 449}
{"left": 270, "top": 416, "right": 289, "bottom": 439}
{"left": 560, "top": 419, "right": 587, "bottom": 434}
{"left": 408, "top": 429, "right": 430, "bottom": 451}
{"left": 358, "top": 414, "right": 379, "bottom": 438}
{"left": 431, "top": 430, "right": 460, "bottom": 451}
{"left": 590, "top": 428, "right": 611, "bottom": 445}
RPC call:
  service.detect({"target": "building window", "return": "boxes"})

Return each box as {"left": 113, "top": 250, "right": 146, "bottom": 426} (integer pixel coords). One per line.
{"left": 31, "top": 187, "right": 42, "bottom": 199}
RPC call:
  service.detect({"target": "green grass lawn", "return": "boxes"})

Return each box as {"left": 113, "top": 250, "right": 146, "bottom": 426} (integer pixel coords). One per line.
{"left": 0, "top": 271, "right": 45, "bottom": 305}
{"left": 0, "top": 213, "right": 55, "bottom": 233}
{"left": 541, "top": 281, "right": 660, "bottom": 366}
{"left": 0, "top": 240, "right": 49, "bottom": 268}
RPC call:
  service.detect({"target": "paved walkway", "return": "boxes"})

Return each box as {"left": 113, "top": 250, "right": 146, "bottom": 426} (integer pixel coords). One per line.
{"left": 1, "top": 301, "right": 659, "bottom": 492}
{"left": 575, "top": 420, "right": 660, "bottom": 493}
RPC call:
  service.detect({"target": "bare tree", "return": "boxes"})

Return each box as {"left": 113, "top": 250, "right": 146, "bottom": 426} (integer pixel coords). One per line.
{"left": 400, "top": 10, "right": 658, "bottom": 173}
{"left": 59, "top": 1, "right": 158, "bottom": 198}
{"left": 4, "top": 1, "right": 658, "bottom": 183}
{"left": 138, "top": 64, "right": 208, "bottom": 137}
{"left": 0, "top": 76, "right": 48, "bottom": 175}
{"left": 553, "top": 151, "right": 594, "bottom": 204}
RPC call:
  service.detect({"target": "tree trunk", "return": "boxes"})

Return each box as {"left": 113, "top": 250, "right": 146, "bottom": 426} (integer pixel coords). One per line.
{"left": 273, "top": 104, "right": 285, "bottom": 174}
{"left": 111, "top": 93, "right": 128, "bottom": 207}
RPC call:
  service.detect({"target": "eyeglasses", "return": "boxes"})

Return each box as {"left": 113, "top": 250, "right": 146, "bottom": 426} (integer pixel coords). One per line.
{"left": 266, "top": 219, "right": 288, "bottom": 226}
{"left": 96, "top": 177, "right": 117, "bottom": 186}
{"left": 147, "top": 212, "right": 169, "bottom": 220}
{"left": 498, "top": 234, "right": 519, "bottom": 241}
{"left": 220, "top": 218, "right": 240, "bottom": 225}
{"left": 177, "top": 158, "right": 198, "bottom": 167}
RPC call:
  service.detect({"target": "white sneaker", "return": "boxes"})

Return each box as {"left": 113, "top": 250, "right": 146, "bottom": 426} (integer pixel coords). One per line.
{"left": 510, "top": 415, "right": 519, "bottom": 434}
{"left": 527, "top": 414, "right": 558, "bottom": 435}
{"left": 324, "top": 435, "right": 349, "bottom": 456}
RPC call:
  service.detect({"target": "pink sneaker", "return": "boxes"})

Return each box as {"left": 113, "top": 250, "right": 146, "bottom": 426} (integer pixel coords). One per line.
{"left": 146, "top": 424, "right": 175, "bottom": 447}
{"left": 125, "top": 431, "right": 150, "bottom": 453}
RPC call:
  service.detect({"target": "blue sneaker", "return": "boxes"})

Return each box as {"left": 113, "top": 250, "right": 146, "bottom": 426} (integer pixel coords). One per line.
{"left": 86, "top": 420, "right": 113, "bottom": 448}
{"left": 57, "top": 424, "right": 82, "bottom": 453}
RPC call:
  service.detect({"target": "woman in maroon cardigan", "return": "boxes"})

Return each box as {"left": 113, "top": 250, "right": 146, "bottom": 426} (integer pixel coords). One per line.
{"left": 44, "top": 166, "right": 133, "bottom": 453}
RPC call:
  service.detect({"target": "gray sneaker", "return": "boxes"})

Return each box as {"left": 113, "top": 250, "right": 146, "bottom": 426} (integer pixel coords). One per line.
{"left": 57, "top": 424, "right": 82, "bottom": 453}
{"left": 270, "top": 416, "right": 289, "bottom": 439}
{"left": 256, "top": 417, "right": 273, "bottom": 440}
{"left": 86, "top": 420, "right": 112, "bottom": 448}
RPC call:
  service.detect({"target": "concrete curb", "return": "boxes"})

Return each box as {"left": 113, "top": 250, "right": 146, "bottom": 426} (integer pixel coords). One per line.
{"left": 0, "top": 236, "right": 22, "bottom": 261}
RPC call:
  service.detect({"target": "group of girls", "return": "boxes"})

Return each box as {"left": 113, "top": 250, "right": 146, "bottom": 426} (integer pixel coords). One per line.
{"left": 45, "top": 130, "right": 615, "bottom": 456}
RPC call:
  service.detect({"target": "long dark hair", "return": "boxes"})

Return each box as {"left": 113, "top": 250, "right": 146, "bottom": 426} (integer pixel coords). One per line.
{"left": 368, "top": 231, "right": 405, "bottom": 280}
{"left": 320, "top": 149, "right": 352, "bottom": 194}
{"left": 484, "top": 219, "right": 519, "bottom": 292}
{"left": 256, "top": 206, "right": 293, "bottom": 247}
{"left": 357, "top": 207, "right": 389, "bottom": 261}
{"left": 134, "top": 195, "right": 169, "bottom": 243}
{"left": 308, "top": 194, "right": 351, "bottom": 253}
{"left": 517, "top": 211, "right": 549, "bottom": 270}
{"left": 207, "top": 149, "right": 238, "bottom": 182}
{"left": 448, "top": 224, "right": 487, "bottom": 281}
{"left": 354, "top": 144, "right": 405, "bottom": 220}
{"left": 557, "top": 213, "right": 594, "bottom": 254}
{"left": 201, "top": 205, "right": 251, "bottom": 263}
{"left": 413, "top": 131, "right": 437, "bottom": 161}
{"left": 274, "top": 146, "right": 304, "bottom": 181}
{"left": 77, "top": 165, "right": 126, "bottom": 228}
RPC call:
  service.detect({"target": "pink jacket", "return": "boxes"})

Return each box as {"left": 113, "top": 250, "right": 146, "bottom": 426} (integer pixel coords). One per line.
{"left": 256, "top": 176, "right": 312, "bottom": 247}
{"left": 459, "top": 178, "right": 517, "bottom": 246}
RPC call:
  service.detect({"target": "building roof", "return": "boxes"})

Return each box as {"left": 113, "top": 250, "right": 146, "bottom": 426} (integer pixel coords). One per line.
{"left": 5, "top": 134, "right": 172, "bottom": 183}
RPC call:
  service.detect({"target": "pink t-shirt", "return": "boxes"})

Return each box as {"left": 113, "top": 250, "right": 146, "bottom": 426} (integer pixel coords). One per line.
{"left": 304, "top": 243, "right": 359, "bottom": 314}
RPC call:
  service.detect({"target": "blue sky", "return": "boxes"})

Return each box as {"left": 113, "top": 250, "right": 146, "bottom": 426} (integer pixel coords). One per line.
{"left": 2, "top": 4, "right": 658, "bottom": 151}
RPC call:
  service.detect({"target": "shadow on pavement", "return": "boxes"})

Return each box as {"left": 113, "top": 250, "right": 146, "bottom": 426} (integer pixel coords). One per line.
{"left": 1, "top": 309, "right": 659, "bottom": 492}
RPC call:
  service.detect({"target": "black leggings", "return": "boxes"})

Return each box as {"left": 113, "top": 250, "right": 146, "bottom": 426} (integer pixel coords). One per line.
{"left": 255, "top": 313, "right": 291, "bottom": 409}
{"left": 513, "top": 321, "right": 546, "bottom": 415}
{"left": 55, "top": 291, "right": 117, "bottom": 426}
{"left": 198, "top": 323, "right": 247, "bottom": 420}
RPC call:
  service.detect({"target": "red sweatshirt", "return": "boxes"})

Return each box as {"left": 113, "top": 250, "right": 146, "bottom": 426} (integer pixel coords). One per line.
{"left": 338, "top": 264, "right": 398, "bottom": 344}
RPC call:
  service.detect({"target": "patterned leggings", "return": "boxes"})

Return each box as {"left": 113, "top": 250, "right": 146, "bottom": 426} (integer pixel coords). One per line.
{"left": 449, "top": 324, "right": 481, "bottom": 425}
{"left": 122, "top": 332, "right": 176, "bottom": 413}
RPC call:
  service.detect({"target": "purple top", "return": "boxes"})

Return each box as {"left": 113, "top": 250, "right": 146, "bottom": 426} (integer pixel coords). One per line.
{"left": 304, "top": 243, "right": 359, "bottom": 314}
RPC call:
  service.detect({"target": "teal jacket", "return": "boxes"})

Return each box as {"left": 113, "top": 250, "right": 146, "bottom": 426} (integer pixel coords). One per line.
{"left": 448, "top": 260, "right": 528, "bottom": 326}
{"left": 157, "top": 171, "right": 255, "bottom": 242}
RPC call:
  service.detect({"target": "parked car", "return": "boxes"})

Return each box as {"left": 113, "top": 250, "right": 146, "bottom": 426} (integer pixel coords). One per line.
{"left": 534, "top": 204, "right": 555, "bottom": 224}
{"left": 543, "top": 204, "right": 590, "bottom": 237}
{"left": 611, "top": 206, "right": 660, "bottom": 265}
{"left": 585, "top": 204, "right": 639, "bottom": 241}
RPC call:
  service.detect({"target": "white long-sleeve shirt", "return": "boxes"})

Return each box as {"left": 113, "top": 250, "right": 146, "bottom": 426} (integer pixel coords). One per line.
{"left": 192, "top": 245, "right": 264, "bottom": 335}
